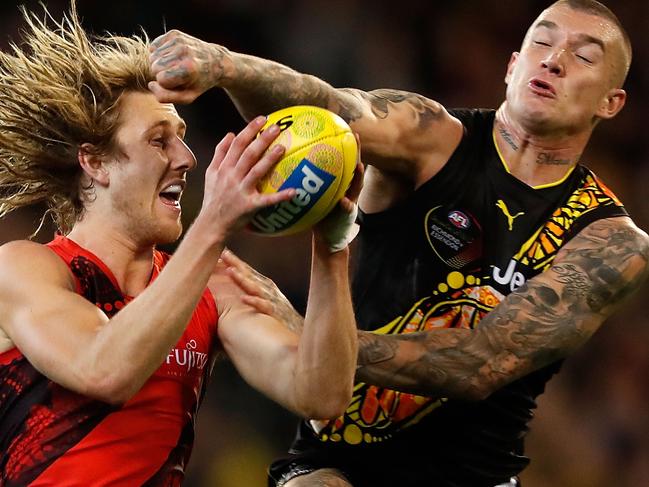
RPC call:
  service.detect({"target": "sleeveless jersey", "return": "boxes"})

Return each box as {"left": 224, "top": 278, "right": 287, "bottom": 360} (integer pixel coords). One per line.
{"left": 291, "top": 109, "right": 627, "bottom": 484}
{"left": 0, "top": 235, "right": 218, "bottom": 486}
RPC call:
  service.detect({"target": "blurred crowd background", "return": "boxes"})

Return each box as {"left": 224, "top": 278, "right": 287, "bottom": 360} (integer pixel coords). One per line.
{"left": 1, "top": 1, "right": 647, "bottom": 486}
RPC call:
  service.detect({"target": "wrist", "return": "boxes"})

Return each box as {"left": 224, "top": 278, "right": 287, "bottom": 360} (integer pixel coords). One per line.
{"left": 313, "top": 233, "right": 350, "bottom": 258}
{"left": 316, "top": 204, "right": 359, "bottom": 253}
{"left": 185, "top": 213, "right": 228, "bottom": 251}
{"left": 214, "top": 45, "right": 238, "bottom": 89}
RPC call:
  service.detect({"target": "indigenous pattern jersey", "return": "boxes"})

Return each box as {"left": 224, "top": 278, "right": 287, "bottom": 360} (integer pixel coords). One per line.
{"left": 0, "top": 235, "right": 218, "bottom": 486}
{"left": 292, "top": 109, "right": 627, "bottom": 482}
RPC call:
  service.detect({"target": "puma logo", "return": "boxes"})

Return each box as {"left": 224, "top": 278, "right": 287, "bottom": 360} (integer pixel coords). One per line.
{"left": 496, "top": 199, "right": 524, "bottom": 231}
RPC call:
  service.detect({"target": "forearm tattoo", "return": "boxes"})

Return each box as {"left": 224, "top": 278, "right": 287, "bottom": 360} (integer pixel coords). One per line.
{"left": 228, "top": 57, "right": 442, "bottom": 132}
{"left": 356, "top": 219, "right": 649, "bottom": 398}
{"left": 357, "top": 332, "right": 398, "bottom": 366}
{"left": 228, "top": 57, "right": 334, "bottom": 119}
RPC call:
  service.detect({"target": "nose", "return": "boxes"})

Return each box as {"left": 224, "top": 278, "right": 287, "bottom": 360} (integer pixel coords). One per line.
{"left": 173, "top": 137, "right": 198, "bottom": 172}
{"left": 541, "top": 48, "right": 566, "bottom": 76}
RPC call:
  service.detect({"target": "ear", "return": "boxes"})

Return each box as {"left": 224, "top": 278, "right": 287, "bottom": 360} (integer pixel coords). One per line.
{"left": 505, "top": 52, "right": 519, "bottom": 85}
{"left": 596, "top": 88, "right": 626, "bottom": 120}
{"left": 78, "top": 144, "right": 110, "bottom": 187}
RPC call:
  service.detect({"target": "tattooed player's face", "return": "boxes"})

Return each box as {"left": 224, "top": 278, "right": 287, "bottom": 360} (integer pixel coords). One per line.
{"left": 503, "top": 4, "right": 627, "bottom": 136}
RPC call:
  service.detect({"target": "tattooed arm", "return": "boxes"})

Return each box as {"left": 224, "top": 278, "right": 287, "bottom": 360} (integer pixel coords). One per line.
{"left": 356, "top": 217, "right": 649, "bottom": 399}
{"left": 221, "top": 217, "right": 648, "bottom": 401}
{"left": 148, "top": 30, "right": 463, "bottom": 184}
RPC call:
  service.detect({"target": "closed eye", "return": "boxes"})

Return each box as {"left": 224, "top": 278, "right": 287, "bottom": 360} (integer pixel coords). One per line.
{"left": 533, "top": 40, "right": 551, "bottom": 47}
{"left": 576, "top": 54, "right": 592, "bottom": 63}
{"left": 151, "top": 137, "right": 166, "bottom": 148}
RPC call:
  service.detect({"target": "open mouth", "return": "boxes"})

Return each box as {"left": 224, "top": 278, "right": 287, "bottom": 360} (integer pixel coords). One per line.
{"left": 159, "top": 183, "right": 183, "bottom": 209}
{"left": 529, "top": 79, "right": 556, "bottom": 98}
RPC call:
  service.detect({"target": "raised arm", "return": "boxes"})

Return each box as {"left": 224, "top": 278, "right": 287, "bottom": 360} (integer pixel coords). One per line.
{"left": 355, "top": 217, "right": 649, "bottom": 399}
{"left": 211, "top": 165, "right": 363, "bottom": 419}
{"left": 0, "top": 120, "right": 293, "bottom": 405}
{"left": 212, "top": 240, "right": 356, "bottom": 419}
{"left": 148, "top": 30, "right": 463, "bottom": 184}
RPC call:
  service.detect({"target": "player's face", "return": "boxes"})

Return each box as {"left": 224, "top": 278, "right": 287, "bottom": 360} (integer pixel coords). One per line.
{"left": 106, "top": 91, "right": 196, "bottom": 245}
{"left": 504, "top": 5, "right": 626, "bottom": 135}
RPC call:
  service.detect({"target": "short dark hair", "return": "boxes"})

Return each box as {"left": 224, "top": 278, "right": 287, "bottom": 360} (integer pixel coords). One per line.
{"left": 552, "top": 0, "right": 632, "bottom": 85}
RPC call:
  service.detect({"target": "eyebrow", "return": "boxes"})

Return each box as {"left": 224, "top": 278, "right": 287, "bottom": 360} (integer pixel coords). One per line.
{"left": 146, "top": 119, "right": 187, "bottom": 135}
{"left": 533, "top": 20, "right": 606, "bottom": 52}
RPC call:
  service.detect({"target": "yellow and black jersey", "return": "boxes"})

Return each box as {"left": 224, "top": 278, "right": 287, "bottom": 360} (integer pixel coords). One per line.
{"left": 287, "top": 109, "right": 627, "bottom": 485}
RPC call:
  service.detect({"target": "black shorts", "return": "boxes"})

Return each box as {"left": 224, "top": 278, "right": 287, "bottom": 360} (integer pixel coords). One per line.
{"left": 268, "top": 439, "right": 522, "bottom": 487}
{"left": 269, "top": 455, "right": 521, "bottom": 487}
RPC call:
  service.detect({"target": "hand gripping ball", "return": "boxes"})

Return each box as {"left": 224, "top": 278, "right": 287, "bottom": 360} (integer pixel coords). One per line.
{"left": 249, "top": 105, "right": 358, "bottom": 236}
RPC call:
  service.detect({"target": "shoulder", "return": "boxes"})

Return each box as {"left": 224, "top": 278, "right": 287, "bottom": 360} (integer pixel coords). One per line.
{"left": 0, "top": 240, "right": 74, "bottom": 342}
{"left": 0, "top": 240, "right": 74, "bottom": 289}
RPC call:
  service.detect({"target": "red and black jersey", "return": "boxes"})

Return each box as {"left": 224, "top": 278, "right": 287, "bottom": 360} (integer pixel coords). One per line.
{"left": 0, "top": 235, "right": 218, "bottom": 486}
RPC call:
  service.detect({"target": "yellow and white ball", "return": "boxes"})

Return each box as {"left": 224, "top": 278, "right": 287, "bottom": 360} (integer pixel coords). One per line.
{"left": 249, "top": 105, "right": 357, "bottom": 236}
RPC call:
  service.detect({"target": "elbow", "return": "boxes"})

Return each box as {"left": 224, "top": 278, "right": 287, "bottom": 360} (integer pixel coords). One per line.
{"left": 295, "top": 383, "right": 353, "bottom": 420}
{"left": 459, "top": 384, "right": 494, "bottom": 402}
{"left": 78, "top": 370, "right": 138, "bottom": 406}
{"left": 453, "top": 378, "right": 501, "bottom": 402}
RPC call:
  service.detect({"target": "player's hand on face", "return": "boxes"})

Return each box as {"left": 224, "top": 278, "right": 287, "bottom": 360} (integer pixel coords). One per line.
{"left": 201, "top": 117, "right": 295, "bottom": 239}
{"left": 220, "top": 249, "right": 304, "bottom": 331}
{"left": 314, "top": 135, "right": 364, "bottom": 252}
{"left": 148, "top": 30, "right": 225, "bottom": 104}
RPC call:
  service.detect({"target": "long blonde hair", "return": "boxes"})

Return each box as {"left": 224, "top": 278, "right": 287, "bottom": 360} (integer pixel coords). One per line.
{"left": 0, "top": 1, "right": 151, "bottom": 234}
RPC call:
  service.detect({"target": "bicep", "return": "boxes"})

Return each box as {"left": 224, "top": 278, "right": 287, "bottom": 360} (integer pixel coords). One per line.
{"left": 478, "top": 217, "right": 649, "bottom": 376}
{"left": 336, "top": 88, "right": 463, "bottom": 180}
{"left": 0, "top": 242, "right": 109, "bottom": 387}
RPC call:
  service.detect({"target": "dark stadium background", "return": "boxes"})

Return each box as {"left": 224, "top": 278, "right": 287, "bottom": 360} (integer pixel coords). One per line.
{"left": 1, "top": 1, "right": 647, "bottom": 485}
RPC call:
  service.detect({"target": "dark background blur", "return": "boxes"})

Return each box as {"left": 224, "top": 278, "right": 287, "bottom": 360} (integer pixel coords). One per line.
{"left": 1, "top": 1, "right": 647, "bottom": 486}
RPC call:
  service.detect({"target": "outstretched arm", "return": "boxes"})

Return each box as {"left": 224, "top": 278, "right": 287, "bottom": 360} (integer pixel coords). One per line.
{"left": 223, "top": 217, "right": 649, "bottom": 401}
{"left": 148, "top": 30, "right": 463, "bottom": 184}
{"left": 354, "top": 217, "right": 649, "bottom": 399}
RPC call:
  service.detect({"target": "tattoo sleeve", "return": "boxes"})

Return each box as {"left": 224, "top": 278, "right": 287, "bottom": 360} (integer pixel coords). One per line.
{"left": 223, "top": 54, "right": 442, "bottom": 130}
{"left": 356, "top": 218, "right": 649, "bottom": 399}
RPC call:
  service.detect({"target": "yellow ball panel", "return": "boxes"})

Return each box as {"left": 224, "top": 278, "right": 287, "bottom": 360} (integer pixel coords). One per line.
{"left": 251, "top": 106, "right": 357, "bottom": 236}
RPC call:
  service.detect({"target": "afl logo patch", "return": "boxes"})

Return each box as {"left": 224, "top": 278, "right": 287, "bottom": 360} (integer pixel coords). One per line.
{"left": 448, "top": 210, "right": 470, "bottom": 229}
{"left": 425, "top": 205, "right": 482, "bottom": 269}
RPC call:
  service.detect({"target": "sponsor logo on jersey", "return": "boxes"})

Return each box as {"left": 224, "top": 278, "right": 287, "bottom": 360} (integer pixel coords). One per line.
{"left": 495, "top": 199, "right": 524, "bottom": 231}
{"left": 250, "top": 158, "right": 335, "bottom": 233}
{"left": 425, "top": 205, "right": 483, "bottom": 269}
{"left": 492, "top": 258, "right": 527, "bottom": 291}
{"left": 165, "top": 339, "right": 209, "bottom": 377}
{"left": 448, "top": 210, "right": 471, "bottom": 229}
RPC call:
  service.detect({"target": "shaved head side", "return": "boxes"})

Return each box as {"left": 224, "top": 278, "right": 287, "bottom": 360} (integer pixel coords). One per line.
{"left": 548, "top": 0, "right": 632, "bottom": 87}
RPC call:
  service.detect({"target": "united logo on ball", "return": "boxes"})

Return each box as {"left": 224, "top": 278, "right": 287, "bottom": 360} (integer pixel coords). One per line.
{"left": 249, "top": 105, "right": 358, "bottom": 236}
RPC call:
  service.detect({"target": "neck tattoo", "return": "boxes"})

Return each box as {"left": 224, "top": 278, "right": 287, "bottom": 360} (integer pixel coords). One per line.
{"left": 536, "top": 152, "right": 572, "bottom": 165}
{"left": 498, "top": 127, "right": 519, "bottom": 151}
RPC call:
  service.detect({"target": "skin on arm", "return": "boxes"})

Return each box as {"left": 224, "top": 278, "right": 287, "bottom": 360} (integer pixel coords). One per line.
{"left": 211, "top": 162, "right": 364, "bottom": 419}
{"left": 148, "top": 30, "right": 463, "bottom": 187}
{"left": 223, "top": 217, "right": 649, "bottom": 401}
{"left": 0, "top": 119, "right": 295, "bottom": 405}
{"left": 211, "top": 239, "right": 357, "bottom": 420}
{"left": 354, "top": 217, "right": 649, "bottom": 400}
